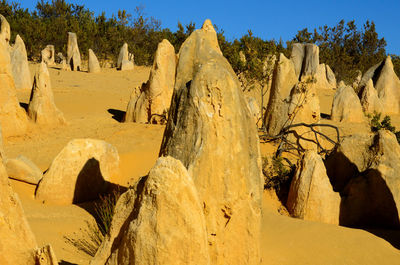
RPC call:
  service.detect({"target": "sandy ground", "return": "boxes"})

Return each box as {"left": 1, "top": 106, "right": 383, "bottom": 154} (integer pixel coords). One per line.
{"left": 4, "top": 63, "right": 400, "bottom": 264}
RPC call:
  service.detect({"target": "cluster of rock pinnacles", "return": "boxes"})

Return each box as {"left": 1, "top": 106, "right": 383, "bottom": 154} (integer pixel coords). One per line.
{"left": 1, "top": 10, "right": 400, "bottom": 264}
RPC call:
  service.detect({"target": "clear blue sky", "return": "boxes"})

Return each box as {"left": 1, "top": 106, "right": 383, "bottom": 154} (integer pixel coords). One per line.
{"left": 18, "top": 0, "right": 400, "bottom": 54}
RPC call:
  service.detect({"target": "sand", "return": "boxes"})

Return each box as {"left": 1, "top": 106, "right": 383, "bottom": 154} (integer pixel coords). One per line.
{"left": 3, "top": 63, "right": 400, "bottom": 264}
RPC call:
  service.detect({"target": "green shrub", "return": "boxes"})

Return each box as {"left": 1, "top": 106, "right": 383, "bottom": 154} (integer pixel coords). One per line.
{"left": 263, "top": 156, "right": 295, "bottom": 203}
{"left": 368, "top": 112, "right": 400, "bottom": 143}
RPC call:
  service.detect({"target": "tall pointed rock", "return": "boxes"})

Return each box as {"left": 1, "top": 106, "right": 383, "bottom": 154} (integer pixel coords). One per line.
{"left": 0, "top": 37, "right": 28, "bottom": 137}
{"left": 67, "top": 32, "right": 81, "bottom": 71}
{"left": 159, "top": 19, "right": 262, "bottom": 265}
{"left": 88, "top": 49, "right": 101, "bottom": 73}
{"left": 28, "top": 62, "right": 66, "bottom": 125}
{"left": 124, "top": 39, "right": 176, "bottom": 124}
{"left": 10, "top": 34, "right": 32, "bottom": 90}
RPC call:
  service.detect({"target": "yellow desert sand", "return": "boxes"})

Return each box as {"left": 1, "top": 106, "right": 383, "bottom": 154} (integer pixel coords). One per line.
{"left": 0, "top": 61, "right": 398, "bottom": 264}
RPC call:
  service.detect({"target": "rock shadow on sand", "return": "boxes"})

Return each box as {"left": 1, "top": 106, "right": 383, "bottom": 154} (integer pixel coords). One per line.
{"left": 107, "top": 108, "right": 125, "bottom": 123}
{"left": 325, "top": 154, "right": 400, "bottom": 250}
{"left": 65, "top": 158, "right": 127, "bottom": 257}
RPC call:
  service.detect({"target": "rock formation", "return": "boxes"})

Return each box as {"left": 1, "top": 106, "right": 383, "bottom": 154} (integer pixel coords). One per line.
{"left": 287, "top": 150, "right": 340, "bottom": 225}
{"left": 0, "top": 124, "right": 4, "bottom": 159}
{"left": 0, "top": 14, "right": 10, "bottom": 43}
{"left": 91, "top": 157, "right": 210, "bottom": 265}
{"left": 264, "top": 52, "right": 320, "bottom": 136}
{"left": 290, "top": 43, "right": 319, "bottom": 79}
{"left": 360, "top": 79, "right": 383, "bottom": 114}
{"left": 10, "top": 34, "right": 32, "bottom": 90}
{"left": 88, "top": 49, "right": 101, "bottom": 73}
{"left": 331, "top": 84, "right": 365, "bottom": 123}
{"left": 124, "top": 39, "right": 175, "bottom": 124}
{"left": 36, "top": 139, "right": 119, "bottom": 204}
{"left": 124, "top": 86, "right": 141, "bottom": 122}
{"left": 56, "top": 52, "right": 69, "bottom": 71}
{"left": 352, "top": 70, "right": 362, "bottom": 89}
{"left": 0, "top": 143, "right": 58, "bottom": 264}
{"left": 5, "top": 155, "right": 43, "bottom": 184}
{"left": 339, "top": 131, "right": 400, "bottom": 228}
{"left": 35, "top": 245, "right": 58, "bottom": 265}
{"left": 67, "top": 32, "right": 81, "bottom": 71}
{"left": 41, "top": 45, "right": 55, "bottom": 65}
{"left": 28, "top": 62, "right": 66, "bottom": 125}
{"left": 117, "top": 43, "right": 134, "bottom": 70}
{"left": 326, "top": 129, "right": 400, "bottom": 228}
{"left": 246, "top": 96, "right": 261, "bottom": 126}
{"left": 358, "top": 56, "right": 400, "bottom": 115}
{"left": 159, "top": 20, "right": 263, "bottom": 265}
{"left": 0, "top": 147, "right": 38, "bottom": 264}
{"left": 315, "top": 63, "right": 336, "bottom": 90}
{"left": 325, "top": 132, "right": 375, "bottom": 192}
{"left": 0, "top": 35, "right": 28, "bottom": 137}
{"left": 325, "top": 64, "right": 337, "bottom": 87}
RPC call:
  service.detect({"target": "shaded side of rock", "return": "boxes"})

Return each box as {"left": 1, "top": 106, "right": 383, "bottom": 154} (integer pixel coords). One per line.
{"left": 325, "top": 132, "right": 375, "bottom": 192}
{"left": 36, "top": 139, "right": 119, "bottom": 204}
{"left": 340, "top": 130, "right": 400, "bottom": 228}
{"left": 28, "top": 62, "right": 66, "bottom": 125}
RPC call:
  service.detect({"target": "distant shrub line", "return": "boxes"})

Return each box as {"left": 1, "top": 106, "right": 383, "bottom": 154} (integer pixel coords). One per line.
{"left": 1, "top": 0, "right": 399, "bottom": 81}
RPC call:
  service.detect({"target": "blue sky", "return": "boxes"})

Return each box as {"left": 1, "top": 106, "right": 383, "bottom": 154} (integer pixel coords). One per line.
{"left": 18, "top": 0, "right": 400, "bottom": 54}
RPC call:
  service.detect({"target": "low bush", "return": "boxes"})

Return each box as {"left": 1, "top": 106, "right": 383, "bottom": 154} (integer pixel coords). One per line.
{"left": 368, "top": 112, "right": 400, "bottom": 143}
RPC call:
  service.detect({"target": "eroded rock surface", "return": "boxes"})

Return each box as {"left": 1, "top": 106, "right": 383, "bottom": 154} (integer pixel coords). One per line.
{"left": 0, "top": 37, "right": 28, "bottom": 137}
{"left": 159, "top": 20, "right": 262, "bottom": 265}
{"left": 5, "top": 155, "right": 43, "bottom": 184}
{"left": 28, "top": 62, "right": 66, "bottom": 125}
{"left": 287, "top": 150, "right": 340, "bottom": 224}
{"left": 67, "top": 32, "right": 81, "bottom": 71}
{"left": 117, "top": 43, "right": 134, "bottom": 71}
{"left": 124, "top": 39, "right": 175, "bottom": 124}
{"left": 331, "top": 84, "right": 365, "bottom": 123}
{"left": 0, "top": 149, "right": 38, "bottom": 264}
{"left": 36, "top": 139, "right": 119, "bottom": 204}
{"left": 41, "top": 45, "right": 55, "bottom": 65}
{"left": 10, "top": 34, "right": 31, "bottom": 90}
{"left": 358, "top": 56, "right": 400, "bottom": 115}
{"left": 88, "top": 49, "right": 101, "bottom": 73}
{"left": 92, "top": 157, "right": 210, "bottom": 265}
